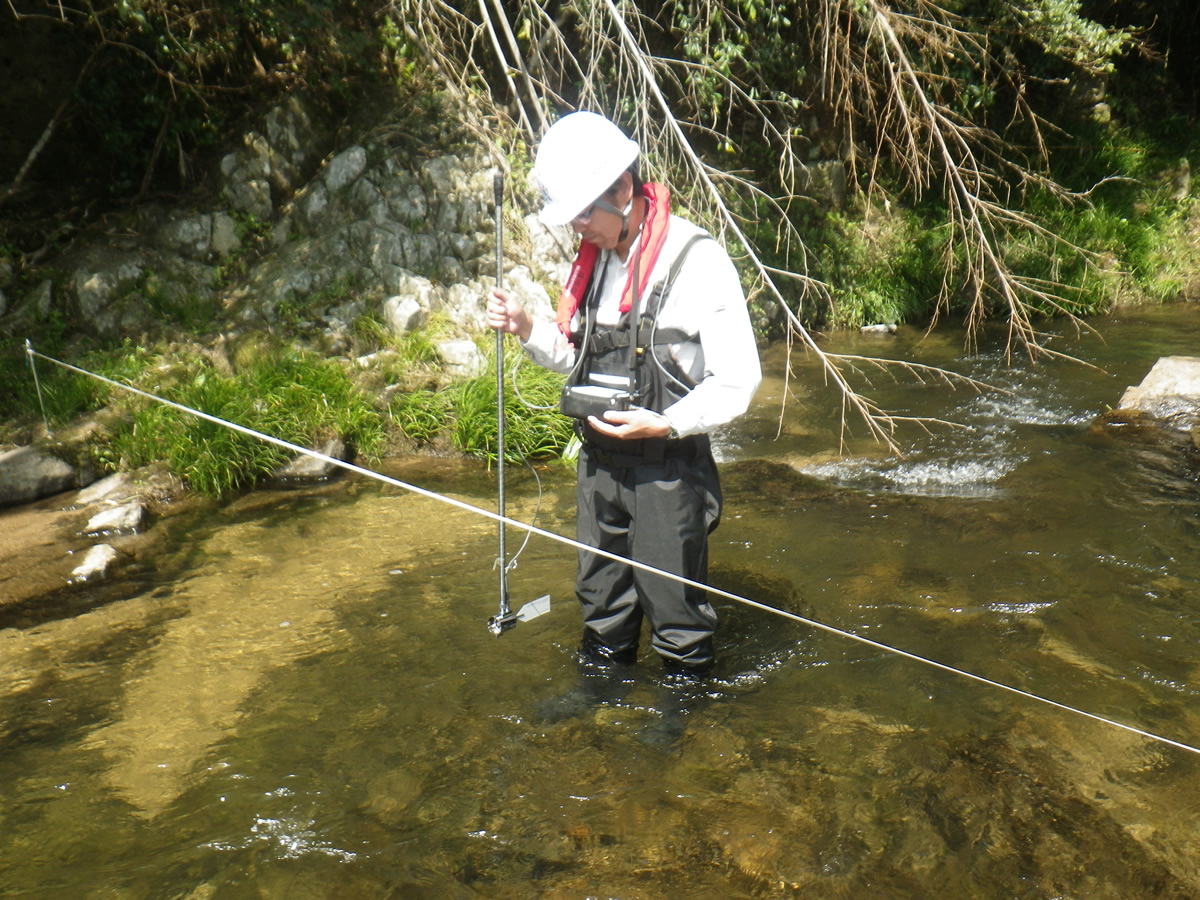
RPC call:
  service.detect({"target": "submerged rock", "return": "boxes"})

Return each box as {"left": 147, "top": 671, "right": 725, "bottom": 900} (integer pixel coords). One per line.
{"left": 75, "top": 471, "right": 131, "bottom": 507}
{"left": 721, "top": 458, "right": 839, "bottom": 502}
{"left": 70, "top": 543, "right": 121, "bottom": 582}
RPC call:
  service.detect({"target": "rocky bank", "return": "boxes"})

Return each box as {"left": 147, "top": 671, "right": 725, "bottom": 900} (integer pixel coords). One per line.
{"left": 1, "top": 95, "right": 574, "bottom": 600}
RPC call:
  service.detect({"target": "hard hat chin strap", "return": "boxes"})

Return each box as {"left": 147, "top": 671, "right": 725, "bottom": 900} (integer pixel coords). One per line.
{"left": 617, "top": 196, "right": 643, "bottom": 245}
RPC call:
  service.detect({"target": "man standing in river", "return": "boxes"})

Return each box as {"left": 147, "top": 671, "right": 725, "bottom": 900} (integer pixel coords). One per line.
{"left": 487, "top": 111, "right": 761, "bottom": 678}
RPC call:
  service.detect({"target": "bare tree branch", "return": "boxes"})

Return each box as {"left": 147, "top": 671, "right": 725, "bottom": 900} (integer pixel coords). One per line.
{"left": 390, "top": 0, "right": 1129, "bottom": 452}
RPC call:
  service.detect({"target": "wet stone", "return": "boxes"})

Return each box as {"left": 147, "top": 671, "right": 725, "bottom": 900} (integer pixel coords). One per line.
{"left": 75, "top": 472, "right": 131, "bottom": 507}
{"left": 1115, "top": 355, "right": 1200, "bottom": 430}
{"left": 270, "top": 438, "right": 350, "bottom": 483}
{"left": 70, "top": 543, "right": 120, "bottom": 582}
{"left": 0, "top": 445, "right": 76, "bottom": 507}
{"left": 83, "top": 501, "right": 145, "bottom": 535}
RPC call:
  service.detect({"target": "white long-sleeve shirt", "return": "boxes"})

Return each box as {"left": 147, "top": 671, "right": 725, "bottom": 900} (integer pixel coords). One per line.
{"left": 521, "top": 216, "right": 762, "bottom": 437}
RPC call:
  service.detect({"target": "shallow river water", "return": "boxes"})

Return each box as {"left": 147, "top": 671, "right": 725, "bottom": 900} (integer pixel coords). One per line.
{"left": 2, "top": 305, "right": 1200, "bottom": 898}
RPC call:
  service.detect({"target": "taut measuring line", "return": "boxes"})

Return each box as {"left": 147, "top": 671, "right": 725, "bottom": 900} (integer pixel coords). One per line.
{"left": 22, "top": 342, "right": 1200, "bottom": 759}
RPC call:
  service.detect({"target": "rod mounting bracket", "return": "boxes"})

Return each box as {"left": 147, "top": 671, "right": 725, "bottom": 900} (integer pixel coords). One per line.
{"left": 488, "top": 611, "right": 519, "bottom": 636}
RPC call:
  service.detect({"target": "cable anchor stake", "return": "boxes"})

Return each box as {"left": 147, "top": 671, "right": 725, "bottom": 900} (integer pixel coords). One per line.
{"left": 25, "top": 339, "right": 53, "bottom": 438}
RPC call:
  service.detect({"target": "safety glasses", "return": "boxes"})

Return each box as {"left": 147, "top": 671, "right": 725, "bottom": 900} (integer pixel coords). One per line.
{"left": 572, "top": 196, "right": 625, "bottom": 224}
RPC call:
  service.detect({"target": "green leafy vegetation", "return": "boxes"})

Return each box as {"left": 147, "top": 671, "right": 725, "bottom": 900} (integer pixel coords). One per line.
{"left": 390, "top": 343, "right": 572, "bottom": 464}
{"left": 390, "top": 388, "right": 454, "bottom": 447}
{"left": 4, "top": 0, "right": 393, "bottom": 202}
{"left": 1018, "top": 115, "right": 1200, "bottom": 312}
{"left": 0, "top": 337, "right": 153, "bottom": 429}
{"left": 109, "top": 342, "right": 386, "bottom": 497}
{"left": 1008, "top": 0, "right": 1131, "bottom": 73}
{"left": 353, "top": 312, "right": 456, "bottom": 390}
{"left": 140, "top": 271, "right": 222, "bottom": 331}
{"left": 451, "top": 351, "right": 573, "bottom": 464}
{"left": 811, "top": 208, "right": 948, "bottom": 329}
{"left": 4, "top": 321, "right": 573, "bottom": 497}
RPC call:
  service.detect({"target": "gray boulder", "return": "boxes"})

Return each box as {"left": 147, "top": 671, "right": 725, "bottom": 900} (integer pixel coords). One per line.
{"left": 437, "top": 339, "right": 486, "bottom": 377}
{"left": 30, "top": 279, "right": 54, "bottom": 316}
{"left": 384, "top": 295, "right": 425, "bottom": 335}
{"left": 324, "top": 146, "right": 368, "bottom": 193}
{"left": 0, "top": 446, "right": 78, "bottom": 506}
{"left": 505, "top": 265, "right": 555, "bottom": 323}
{"left": 219, "top": 93, "right": 333, "bottom": 220}
{"left": 271, "top": 438, "right": 352, "bottom": 483}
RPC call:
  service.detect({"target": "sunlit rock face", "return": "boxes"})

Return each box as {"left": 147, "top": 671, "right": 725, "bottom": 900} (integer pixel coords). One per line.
{"left": 1115, "top": 355, "right": 1200, "bottom": 431}
{"left": 38, "top": 92, "right": 567, "bottom": 347}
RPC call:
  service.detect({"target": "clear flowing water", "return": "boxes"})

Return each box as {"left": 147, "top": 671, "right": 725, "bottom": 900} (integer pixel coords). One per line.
{"left": 2, "top": 305, "right": 1200, "bottom": 898}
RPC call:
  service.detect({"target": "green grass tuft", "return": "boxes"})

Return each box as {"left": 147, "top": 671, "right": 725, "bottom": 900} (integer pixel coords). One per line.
{"left": 110, "top": 345, "right": 386, "bottom": 498}
{"left": 390, "top": 343, "right": 572, "bottom": 463}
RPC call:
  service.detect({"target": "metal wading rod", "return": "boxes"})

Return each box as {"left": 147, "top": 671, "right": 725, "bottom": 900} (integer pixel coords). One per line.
{"left": 484, "top": 176, "right": 549, "bottom": 636}
{"left": 491, "top": 170, "right": 511, "bottom": 631}
{"left": 21, "top": 342, "right": 1200, "bottom": 758}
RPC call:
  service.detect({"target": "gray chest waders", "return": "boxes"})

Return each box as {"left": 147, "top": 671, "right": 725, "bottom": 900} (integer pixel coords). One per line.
{"left": 567, "top": 233, "right": 724, "bottom": 671}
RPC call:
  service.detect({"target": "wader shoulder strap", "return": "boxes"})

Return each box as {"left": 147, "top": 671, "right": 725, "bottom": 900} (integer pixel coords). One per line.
{"left": 640, "top": 232, "right": 712, "bottom": 332}
{"left": 628, "top": 232, "right": 712, "bottom": 403}
{"left": 567, "top": 252, "right": 611, "bottom": 346}
{"left": 574, "top": 236, "right": 712, "bottom": 378}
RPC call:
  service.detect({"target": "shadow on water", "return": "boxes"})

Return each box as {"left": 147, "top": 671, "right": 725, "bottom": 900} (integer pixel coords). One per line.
{"left": 3, "top": 309, "right": 1200, "bottom": 896}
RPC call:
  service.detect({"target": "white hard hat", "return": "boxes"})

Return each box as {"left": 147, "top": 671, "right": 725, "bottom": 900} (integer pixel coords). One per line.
{"left": 532, "top": 111, "right": 639, "bottom": 226}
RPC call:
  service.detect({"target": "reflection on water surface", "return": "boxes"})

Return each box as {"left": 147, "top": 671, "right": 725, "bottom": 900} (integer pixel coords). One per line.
{"left": 2, "top": 308, "right": 1200, "bottom": 897}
